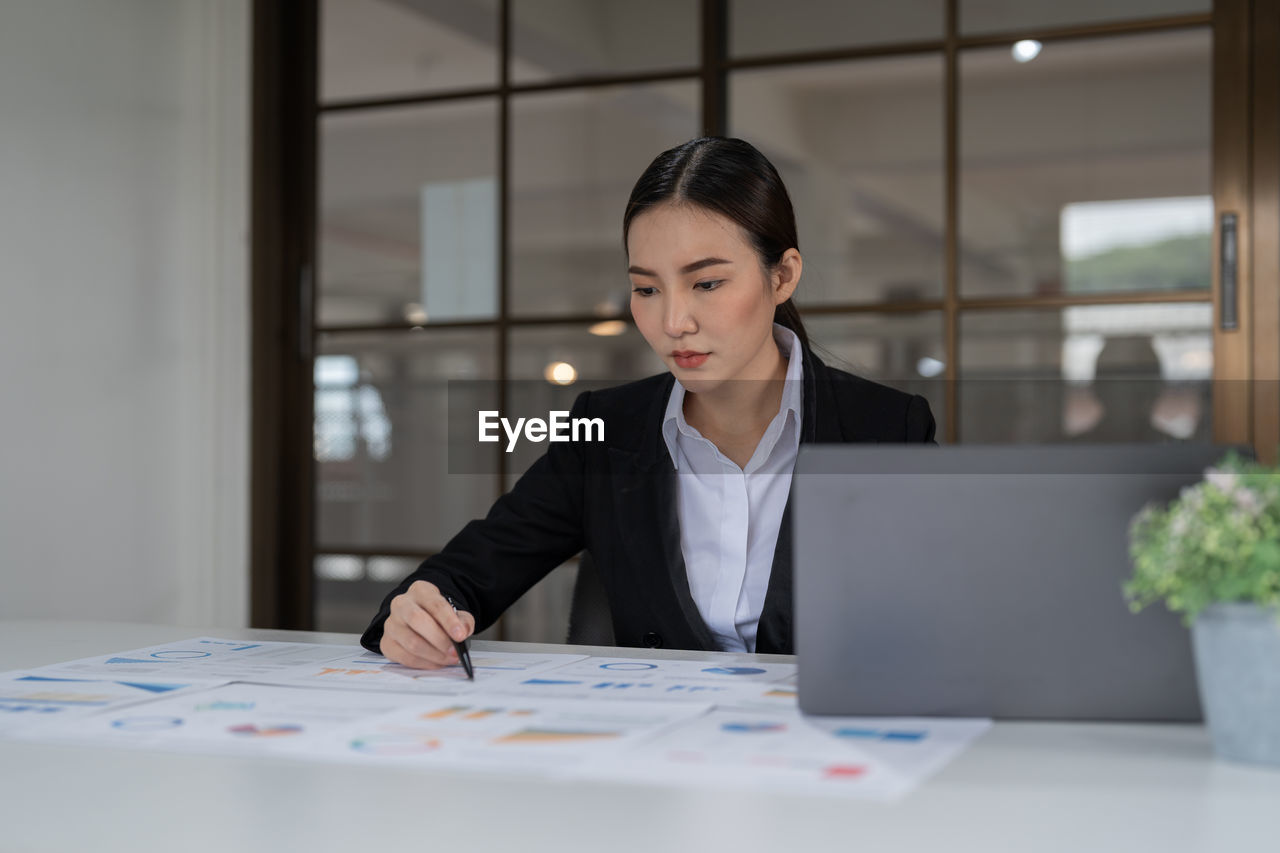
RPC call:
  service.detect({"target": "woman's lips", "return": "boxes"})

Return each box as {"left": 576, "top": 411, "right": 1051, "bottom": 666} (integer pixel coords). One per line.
{"left": 672, "top": 351, "right": 709, "bottom": 369}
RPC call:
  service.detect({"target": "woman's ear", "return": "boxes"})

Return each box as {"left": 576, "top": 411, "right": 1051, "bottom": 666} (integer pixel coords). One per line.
{"left": 772, "top": 249, "right": 802, "bottom": 304}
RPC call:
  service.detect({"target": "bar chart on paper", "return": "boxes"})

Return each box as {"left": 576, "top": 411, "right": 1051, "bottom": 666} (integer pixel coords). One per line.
{"left": 0, "top": 672, "right": 226, "bottom": 734}
{"left": 299, "top": 695, "right": 712, "bottom": 773}
{"left": 259, "top": 651, "right": 589, "bottom": 695}
{"left": 490, "top": 656, "right": 797, "bottom": 705}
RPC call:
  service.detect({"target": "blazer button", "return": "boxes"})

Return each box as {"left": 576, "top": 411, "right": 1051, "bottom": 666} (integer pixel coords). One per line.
{"left": 642, "top": 632, "right": 663, "bottom": 648}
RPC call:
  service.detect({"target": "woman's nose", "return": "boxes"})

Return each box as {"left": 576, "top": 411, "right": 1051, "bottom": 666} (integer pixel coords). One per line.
{"left": 663, "top": 292, "right": 696, "bottom": 337}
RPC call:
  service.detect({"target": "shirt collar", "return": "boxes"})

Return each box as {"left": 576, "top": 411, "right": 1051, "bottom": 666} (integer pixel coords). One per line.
{"left": 661, "top": 323, "right": 805, "bottom": 471}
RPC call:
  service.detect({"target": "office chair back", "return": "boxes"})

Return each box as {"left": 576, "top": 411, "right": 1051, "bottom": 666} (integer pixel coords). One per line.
{"left": 565, "top": 552, "right": 615, "bottom": 646}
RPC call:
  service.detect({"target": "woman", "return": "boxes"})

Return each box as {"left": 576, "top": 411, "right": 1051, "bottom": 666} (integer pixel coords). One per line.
{"left": 360, "top": 137, "right": 935, "bottom": 665}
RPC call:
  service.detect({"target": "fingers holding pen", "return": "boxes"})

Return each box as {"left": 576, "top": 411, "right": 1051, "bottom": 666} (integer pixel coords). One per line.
{"left": 428, "top": 595, "right": 475, "bottom": 644}
{"left": 384, "top": 586, "right": 453, "bottom": 667}
{"left": 405, "top": 580, "right": 473, "bottom": 645}
{"left": 404, "top": 606, "right": 462, "bottom": 661}
{"left": 380, "top": 634, "right": 453, "bottom": 670}
{"left": 380, "top": 581, "right": 476, "bottom": 669}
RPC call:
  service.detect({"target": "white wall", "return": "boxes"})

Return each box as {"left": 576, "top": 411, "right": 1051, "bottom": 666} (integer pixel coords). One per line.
{"left": 0, "top": 0, "right": 250, "bottom": 626}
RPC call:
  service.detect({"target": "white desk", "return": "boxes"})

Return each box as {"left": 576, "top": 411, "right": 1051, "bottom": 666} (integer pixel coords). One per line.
{"left": 2, "top": 621, "right": 1278, "bottom": 853}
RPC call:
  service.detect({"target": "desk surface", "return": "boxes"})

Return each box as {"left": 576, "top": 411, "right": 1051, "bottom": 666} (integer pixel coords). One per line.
{"left": 2, "top": 620, "right": 1278, "bottom": 853}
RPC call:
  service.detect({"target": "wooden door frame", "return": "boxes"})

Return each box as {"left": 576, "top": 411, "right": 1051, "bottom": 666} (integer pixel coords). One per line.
{"left": 1214, "top": 0, "right": 1279, "bottom": 461}
{"left": 1250, "top": 0, "right": 1280, "bottom": 463}
{"left": 250, "top": 0, "right": 318, "bottom": 629}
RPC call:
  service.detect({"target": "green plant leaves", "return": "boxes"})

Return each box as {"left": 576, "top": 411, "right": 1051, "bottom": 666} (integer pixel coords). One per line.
{"left": 1125, "top": 452, "right": 1280, "bottom": 622}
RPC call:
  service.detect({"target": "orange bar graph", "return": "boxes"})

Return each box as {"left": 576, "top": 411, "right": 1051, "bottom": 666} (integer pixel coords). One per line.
{"left": 494, "top": 728, "right": 620, "bottom": 744}
{"left": 420, "top": 706, "right": 469, "bottom": 720}
{"left": 464, "top": 708, "right": 503, "bottom": 720}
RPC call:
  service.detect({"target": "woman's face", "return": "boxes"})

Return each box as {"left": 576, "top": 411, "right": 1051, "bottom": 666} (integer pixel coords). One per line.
{"left": 627, "top": 203, "right": 799, "bottom": 393}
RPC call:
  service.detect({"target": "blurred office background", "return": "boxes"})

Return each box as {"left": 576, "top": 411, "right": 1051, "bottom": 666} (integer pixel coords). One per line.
{"left": 2, "top": 1, "right": 1276, "bottom": 639}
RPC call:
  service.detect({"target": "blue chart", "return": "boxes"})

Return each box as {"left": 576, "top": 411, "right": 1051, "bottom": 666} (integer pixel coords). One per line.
{"left": 116, "top": 682, "right": 185, "bottom": 694}
{"left": 111, "top": 716, "right": 184, "bottom": 732}
{"left": 721, "top": 721, "right": 787, "bottom": 733}
{"left": 16, "top": 676, "right": 103, "bottom": 685}
{"left": 598, "top": 663, "right": 658, "bottom": 672}
{"left": 195, "top": 701, "right": 256, "bottom": 712}
{"left": 196, "top": 640, "right": 260, "bottom": 651}
{"left": 522, "top": 679, "right": 582, "bottom": 686}
{"left": 106, "top": 650, "right": 212, "bottom": 665}
{"left": 834, "top": 728, "right": 927, "bottom": 742}
{"left": 0, "top": 704, "right": 61, "bottom": 715}
{"left": 701, "top": 667, "right": 767, "bottom": 676}
{"left": 107, "top": 658, "right": 167, "bottom": 665}
{"left": 518, "top": 678, "right": 731, "bottom": 695}
{"left": 15, "top": 676, "right": 188, "bottom": 695}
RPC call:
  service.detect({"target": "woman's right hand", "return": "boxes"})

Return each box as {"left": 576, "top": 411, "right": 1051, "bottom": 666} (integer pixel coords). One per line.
{"left": 379, "top": 580, "right": 475, "bottom": 669}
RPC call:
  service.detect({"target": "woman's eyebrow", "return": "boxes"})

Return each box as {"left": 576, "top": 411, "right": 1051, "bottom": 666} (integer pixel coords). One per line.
{"left": 627, "top": 257, "right": 733, "bottom": 276}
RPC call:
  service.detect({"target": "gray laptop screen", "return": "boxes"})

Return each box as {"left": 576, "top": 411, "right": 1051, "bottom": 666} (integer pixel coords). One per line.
{"left": 793, "top": 444, "right": 1242, "bottom": 721}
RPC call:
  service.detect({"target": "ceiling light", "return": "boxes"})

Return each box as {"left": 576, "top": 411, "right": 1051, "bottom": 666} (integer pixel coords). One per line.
{"left": 589, "top": 320, "right": 627, "bottom": 337}
{"left": 544, "top": 361, "right": 578, "bottom": 386}
{"left": 917, "top": 356, "right": 946, "bottom": 378}
{"left": 1012, "top": 40, "right": 1042, "bottom": 63}
{"left": 403, "top": 302, "right": 428, "bottom": 325}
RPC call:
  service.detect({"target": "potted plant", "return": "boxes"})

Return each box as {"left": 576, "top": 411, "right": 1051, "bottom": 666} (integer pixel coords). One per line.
{"left": 1125, "top": 451, "right": 1280, "bottom": 767}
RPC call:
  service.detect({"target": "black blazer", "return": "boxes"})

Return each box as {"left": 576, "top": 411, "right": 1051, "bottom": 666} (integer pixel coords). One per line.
{"left": 360, "top": 345, "right": 936, "bottom": 656}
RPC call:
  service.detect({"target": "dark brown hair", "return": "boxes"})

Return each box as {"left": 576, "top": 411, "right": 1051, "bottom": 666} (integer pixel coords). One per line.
{"left": 623, "top": 137, "right": 809, "bottom": 350}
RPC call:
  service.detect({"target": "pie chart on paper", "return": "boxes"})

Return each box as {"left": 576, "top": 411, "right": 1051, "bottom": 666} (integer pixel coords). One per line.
{"left": 701, "top": 666, "right": 767, "bottom": 676}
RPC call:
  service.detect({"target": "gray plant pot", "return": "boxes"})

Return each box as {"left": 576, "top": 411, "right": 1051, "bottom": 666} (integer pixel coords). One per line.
{"left": 1191, "top": 602, "right": 1280, "bottom": 768}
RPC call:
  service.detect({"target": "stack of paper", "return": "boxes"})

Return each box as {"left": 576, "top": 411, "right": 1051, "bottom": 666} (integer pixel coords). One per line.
{"left": 0, "top": 637, "right": 991, "bottom": 800}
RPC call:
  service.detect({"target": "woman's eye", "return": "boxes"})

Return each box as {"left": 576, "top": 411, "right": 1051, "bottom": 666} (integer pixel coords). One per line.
{"left": 694, "top": 279, "right": 724, "bottom": 291}
{"left": 631, "top": 286, "right": 657, "bottom": 297}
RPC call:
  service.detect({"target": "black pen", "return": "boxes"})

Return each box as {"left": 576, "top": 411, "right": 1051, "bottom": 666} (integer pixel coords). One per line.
{"left": 444, "top": 595, "right": 474, "bottom": 680}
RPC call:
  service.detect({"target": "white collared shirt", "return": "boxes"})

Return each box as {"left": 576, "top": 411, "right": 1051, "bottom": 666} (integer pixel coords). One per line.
{"left": 661, "top": 324, "right": 804, "bottom": 652}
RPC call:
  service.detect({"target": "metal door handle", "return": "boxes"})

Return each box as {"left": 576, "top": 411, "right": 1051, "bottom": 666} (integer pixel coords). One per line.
{"left": 1220, "top": 212, "right": 1238, "bottom": 331}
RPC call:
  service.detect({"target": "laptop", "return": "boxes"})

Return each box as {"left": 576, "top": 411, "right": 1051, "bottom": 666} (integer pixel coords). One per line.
{"left": 792, "top": 444, "right": 1245, "bottom": 721}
